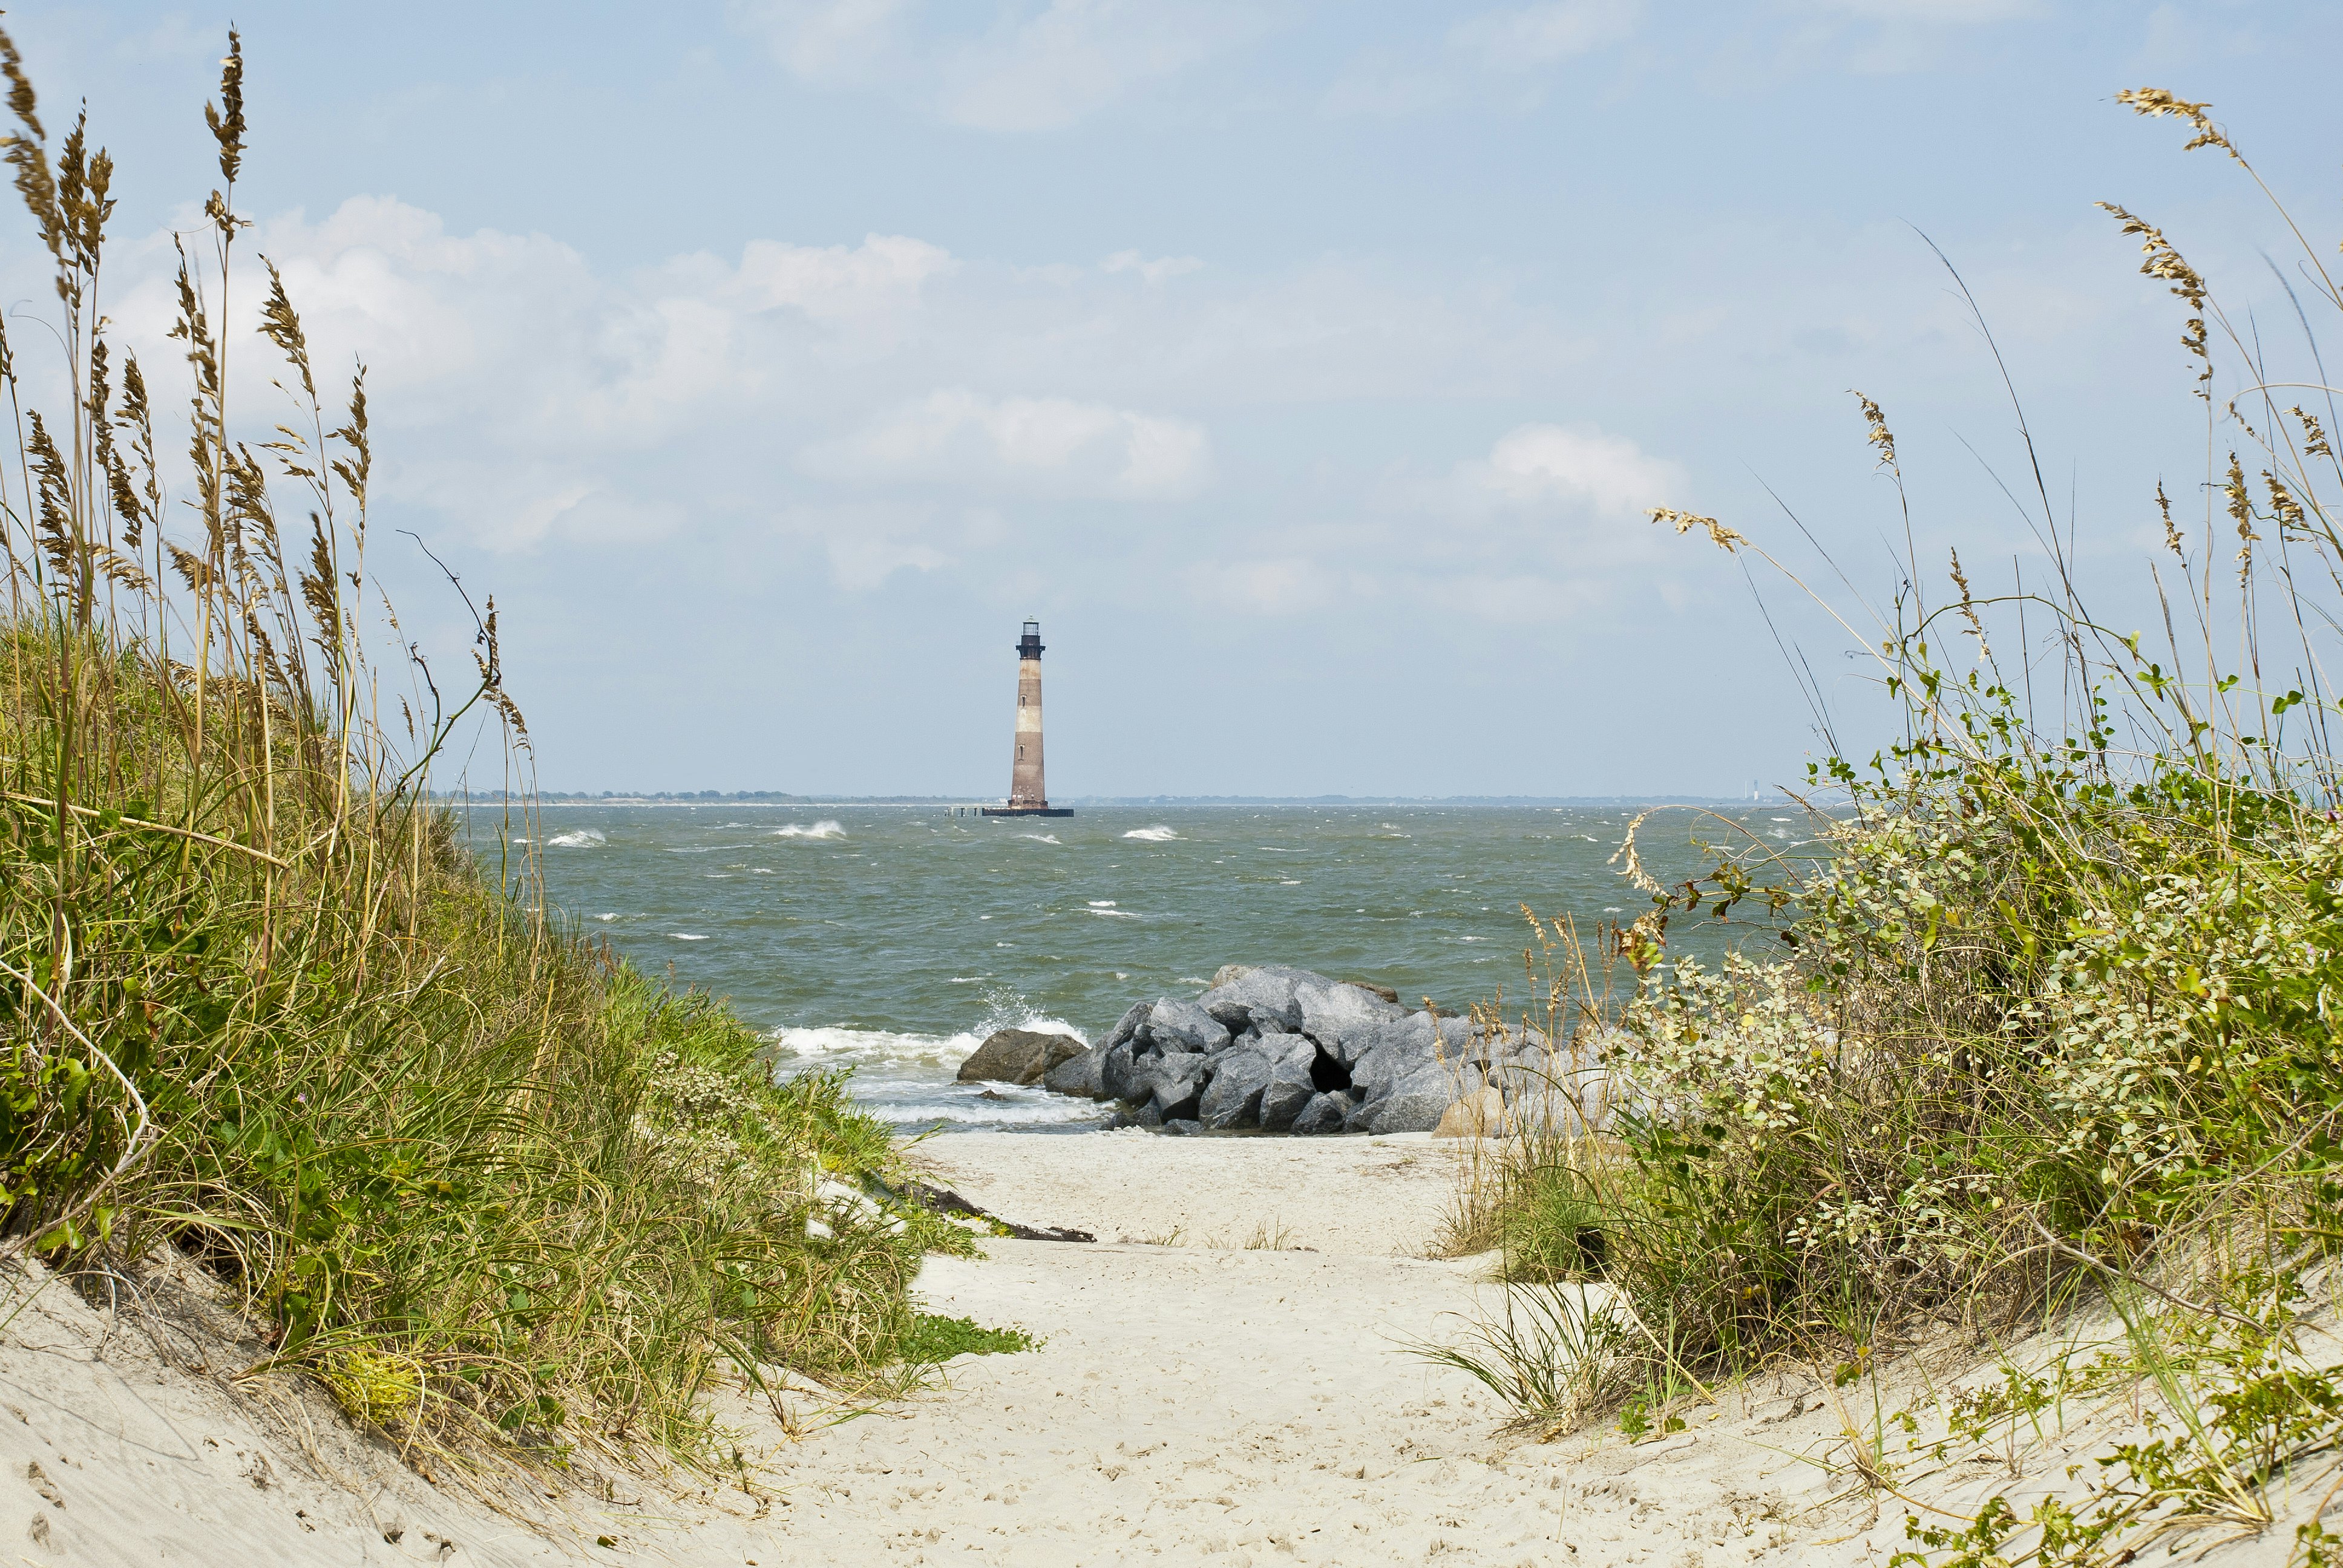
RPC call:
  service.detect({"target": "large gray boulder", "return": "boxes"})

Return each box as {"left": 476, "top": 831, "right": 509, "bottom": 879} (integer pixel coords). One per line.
{"left": 1202, "top": 994, "right": 1257, "bottom": 1031}
{"left": 1194, "top": 965, "right": 1337, "bottom": 1034}
{"left": 957, "top": 1028, "right": 1086, "bottom": 1086}
{"left": 1129, "top": 1048, "right": 1205, "bottom": 1103}
{"left": 1259, "top": 1077, "right": 1313, "bottom": 1132}
{"left": 1044, "top": 1045, "right": 1107, "bottom": 1099}
{"left": 1349, "top": 1013, "right": 1480, "bottom": 1100}
{"left": 1148, "top": 998, "right": 1232, "bottom": 1054}
{"left": 1101, "top": 1039, "right": 1145, "bottom": 1102}
{"left": 1367, "top": 1062, "right": 1461, "bottom": 1134}
{"left": 1198, "top": 1046, "right": 1274, "bottom": 1129}
{"left": 1099, "top": 1001, "right": 1154, "bottom": 1055}
{"left": 1292, "top": 1091, "right": 1352, "bottom": 1135}
{"left": 1146, "top": 1053, "right": 1213, "bottom": 1121}
{"left": 1296, "top": 980, "right": 1406, "bottom": 1058}
{"left": 1258, "top": 1039, "right": 1319, "bottom": 1132}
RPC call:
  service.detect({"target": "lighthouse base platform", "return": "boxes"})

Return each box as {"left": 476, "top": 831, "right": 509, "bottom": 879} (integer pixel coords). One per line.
{"left": 980, "top": 806, "right": 1075, "bottom": 817}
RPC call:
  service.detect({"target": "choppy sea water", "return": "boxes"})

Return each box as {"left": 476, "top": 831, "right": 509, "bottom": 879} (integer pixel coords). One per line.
{"left": 514, "top": 804, "right": 1797, "bottom": 1133}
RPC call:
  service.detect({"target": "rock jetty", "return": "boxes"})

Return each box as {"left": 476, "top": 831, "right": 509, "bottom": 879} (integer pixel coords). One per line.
{"left": 1030, "top": 964, "right": 1552, "bottom": 1134}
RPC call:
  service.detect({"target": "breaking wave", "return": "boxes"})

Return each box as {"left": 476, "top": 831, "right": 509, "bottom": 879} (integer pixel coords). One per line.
{"left": 1122, "top": 826, "right": 1181, "bottom": 842}
{"left": 772, "top": 820, "right": 845, "bottom": 840}
{"left": 546, "top": 829, "right": 606, "bottom": 848}
{"left": 766, "top": 988, "right": 1086, "bottom": 1074}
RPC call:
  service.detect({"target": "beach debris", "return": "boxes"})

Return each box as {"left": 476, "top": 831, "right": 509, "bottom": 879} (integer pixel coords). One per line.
{"left": 891, "top": 1180, "right": 1096, "bottom": 1244}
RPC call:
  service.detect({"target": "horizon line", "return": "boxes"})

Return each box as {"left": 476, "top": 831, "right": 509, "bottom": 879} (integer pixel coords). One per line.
{"left": 440, "top": 790, "right": 1797, "bottom": 806}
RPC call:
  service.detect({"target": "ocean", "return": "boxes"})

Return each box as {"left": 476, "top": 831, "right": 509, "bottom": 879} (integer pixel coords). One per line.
{"left": 515, "top": 803, "right": 1800, "bottom": 1133}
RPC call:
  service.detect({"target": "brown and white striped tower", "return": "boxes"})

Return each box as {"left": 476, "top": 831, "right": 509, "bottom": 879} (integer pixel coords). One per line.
{"left": 985, "top": 620, "right": 1072, "bottom": 817}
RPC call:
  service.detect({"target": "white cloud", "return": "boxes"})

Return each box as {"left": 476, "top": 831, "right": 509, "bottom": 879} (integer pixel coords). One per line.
{"left": 1467, "top": 423, "right": 1685, "bottom": 515}
{"left": 736, "top": 0, "right": 1264, "bottom": 131}
{"left": 1103, "top": 249, "right": 1204, "bottom": 284}
{"left": 1450, "top": 1, "right": 1640, "bottom": 71}
{"left": 727, "top": 234, "right": 958, "bottom": 327}
{"left": 81, "top": 192, "right": 1602, "bottom": 592}
{"left": 807, "top": 389, "right": 1210, "bottom": 498}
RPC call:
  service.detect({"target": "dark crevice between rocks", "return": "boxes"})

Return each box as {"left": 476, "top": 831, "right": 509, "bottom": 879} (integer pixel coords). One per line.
{"left": 1308, "top": 1050, "right": 1352, "bottom": 1094}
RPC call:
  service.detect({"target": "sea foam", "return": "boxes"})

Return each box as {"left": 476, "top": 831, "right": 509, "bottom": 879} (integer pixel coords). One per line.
{"left": 1122, "top": 826, "right": 1181, "bottom": 842}
{"left": 766, "top": 992, "right": 1087, "bottom": 1071}
{"left": 773, "top": 820, "right": 845, "bottom": 840}
{"left": 857, "top": 1093, "right": 1107, "bottom": 1128}
{"left": 546, "top": 829, "right": 606, "bottom": 848}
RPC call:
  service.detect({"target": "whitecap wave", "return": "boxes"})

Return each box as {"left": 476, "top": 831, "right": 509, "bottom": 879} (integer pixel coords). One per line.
{"left": 1088, "top": 907, "right": 1141, "bottom": 918}
{"left": 770, "top": 1024, "right": 983, "bottom": 1064}
{"left": 768, "top": 991, "right": 1087, "bottom": 1071}
{"left": 864, "top": 1095, "right": 1109, "bottom": 1128}
{"left": 669, "top": 932, "right": 710, "bottom": 941}
{"left": 1019, "top": 833, "right": 1061, "bottom": 844}
{"left": 1123, "top": 826, "right": 1181, "bottom": 841}
{"left": 546, "top": 829, "right": 605, "bottom": 848}
{"left": 592, "top": 912, "right": 622, "bottom": 923}
{"left": 1088, "top": 900, "right": 1116, "bottom": 907}
{"left": 772, "top": 820, "right": 845, "bottom": 840}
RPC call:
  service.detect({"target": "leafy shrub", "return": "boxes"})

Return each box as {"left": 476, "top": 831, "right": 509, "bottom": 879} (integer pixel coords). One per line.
{"left": 1447, "top": 85, "right": 2343, "bottom": 1561}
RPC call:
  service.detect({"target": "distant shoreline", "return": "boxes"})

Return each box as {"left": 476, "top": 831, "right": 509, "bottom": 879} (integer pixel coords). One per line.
{"left": 454, "top": 794, "right": 1795, "bottom": 809}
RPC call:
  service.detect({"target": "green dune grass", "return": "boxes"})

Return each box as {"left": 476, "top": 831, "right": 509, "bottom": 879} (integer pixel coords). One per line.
{"left": 0, "top": 27, "right": 993, "bottom": 1480}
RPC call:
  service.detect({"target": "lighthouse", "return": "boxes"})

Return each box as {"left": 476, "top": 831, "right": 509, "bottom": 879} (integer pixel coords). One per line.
{"left": 983, "top": 620, "right": 1073, "bottom": 817}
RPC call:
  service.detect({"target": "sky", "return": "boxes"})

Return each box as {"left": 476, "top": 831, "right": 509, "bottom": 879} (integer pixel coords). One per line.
{"left": 7, "top": 1, "right": 2341, "bottom": 797}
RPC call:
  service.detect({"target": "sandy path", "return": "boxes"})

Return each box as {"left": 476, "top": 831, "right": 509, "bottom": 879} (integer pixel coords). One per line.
{"left": 914, "top": 1128, "right": 1470, "bottom": 1253}
{"left": 757, "top": 1131, "right": 1777, "bottom": 1567}
{"left": 764, "top": 1243, "right": 1558, "bottom": 1565}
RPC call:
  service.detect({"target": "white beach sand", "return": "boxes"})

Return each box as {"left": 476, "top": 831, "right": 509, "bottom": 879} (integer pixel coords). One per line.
{"left": 0, "top": 1130, "right": 2323, "bottom": 1564}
